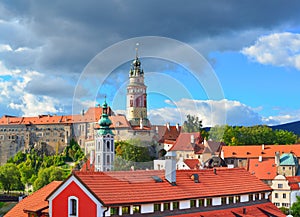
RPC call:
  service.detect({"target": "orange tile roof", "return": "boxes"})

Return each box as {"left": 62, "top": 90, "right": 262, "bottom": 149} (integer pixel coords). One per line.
{"left": 248, "top": 158, "right": 277, "bottom": 180}
{"left": 222, "top": 144, "right": 300, "bottom": 158}
{"left": 110, "top": 115, "right": 131, "bottom": 128}
{"left": 171, "top": 201, "right": 285, "bottom": 217}
{"left": 170, "top": 132, "right": 203, "bottom": 151}
{"left": 0, "top": 107, "right": 112, "bottom": 126}
{"left": 72, "top": 168, "right": 271, "bottom": 206}
{"left": 157, "top": 125, "right": 181, "bottom": 143}
{"left": 286, "top": 176, "right": 300, "bottom": 190}
{"left": 184, "top": 159, "right": 200, "bottom": 169}
{"left": 5, "top": 181, "right": 62, "bottom": 217}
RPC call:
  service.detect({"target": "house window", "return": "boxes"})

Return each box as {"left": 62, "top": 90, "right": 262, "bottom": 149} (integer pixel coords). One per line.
{"left": 154, "top": 203, "right": 161, "bottom": 211}
{"left": 206, "top": 198, "right": 212, "bottom": 206}
{"left": 199, "top": 199, "right": 204, "bottom": 206}
{"left": 236, "top": 195, "right": 240, "bottom": 203}
{"left": 164, "top": 202, "right": 170, "bottom": 210}
{"left": 133, "top": 205, "right": 140, "bottom": 213}
{"left": 249, "top": 194, "right": 253, "bottom": 201}
{"left": 278, "top": 184, "right": 283, "bottom": 188}
{"left": 274, "top": 202, "right": 280, "bottom": 207}
{"left": 190, "top": 199, "right": 196, "bottom": 207}
{"left": 221, "top": 197, "right": 226, "bottom": 204}
{"left": 122, "top": 206, "right": 130, "bottom": 214}
{"left": 68, "top": 196, "right": 78, "bottom": 217}
{"left": 283, "top": 193, "right": 286, "bottom": 198}
{"left": 173, "top": 201, "right": 179, "bottom": 209}
{"left": 275, "top": 193, "right": 278, "bottom": 198}
{"left": 110, "top": 207, "right": 119, "bottom": 215}
{"left": 255, "top": 193, "right": 259, "bottom": 200}
{"left": 282, "top": 203, "right": 290, "bottom": 207}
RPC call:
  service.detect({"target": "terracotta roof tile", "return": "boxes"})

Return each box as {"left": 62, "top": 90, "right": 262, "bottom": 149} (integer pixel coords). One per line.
{"left": 171, "top": 202, "right": 285, "bottom": 217}
{"left": 287, "top": 176, "right": 300, "bottom": 190}
{"left": 170, "top": 132, "right": 203, "bottom": 151}
{"left": 248, "top": 158, "right": 277, "bottom": 180}
{"left": 184, "top": 159, "right": 200, "bottom": 169}
{"left": 73, "top": 168, "right": 271, "bottom": 206}
{"left": 5, "top": 181, "right": 62, "bottom": 217}
{"left": 222, "top": 144, "right": 300, "bottom": 158}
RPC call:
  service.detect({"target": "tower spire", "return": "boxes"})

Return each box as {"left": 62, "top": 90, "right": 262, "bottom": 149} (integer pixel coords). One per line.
{"left": 135, "top": 43, "right": 139, "bottom": 58}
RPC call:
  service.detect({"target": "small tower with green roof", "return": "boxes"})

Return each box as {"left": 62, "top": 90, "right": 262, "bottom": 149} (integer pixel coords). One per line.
{"left": 94, "top": 98, "right": 114, "bottom": 171}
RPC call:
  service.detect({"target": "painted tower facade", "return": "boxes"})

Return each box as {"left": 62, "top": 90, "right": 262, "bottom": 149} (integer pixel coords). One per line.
{"left": 127, "top": 55, "right": 149, "bottom": 127}
{"left": 94, "top": 99, "right": 114, "bottom": 171}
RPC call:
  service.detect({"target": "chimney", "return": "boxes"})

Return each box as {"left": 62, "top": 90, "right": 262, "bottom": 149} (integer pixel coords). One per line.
{"left": 81, "top": 109, "right": 85, "bottom": 116}
{"left": 191, "top": 134, "right": 195, "bottom": 144}
{"left": 176, "top": 123, "right": 180, "bottom": 132}
{"left": 243, "top": 208, "right": 246, "bottom": 214}
{"left": 275, "top": 151, "right": 280, "bottom": 166}
{"left": 166, "top": 122, "right": 170, "bottom": 131}
{"left": 220, "top": 149, "right": 224, "bottom": 160}
{"left": 259, "top": 155, "right": 262, "bottom": 162}
{"left": 90, "top": 150, "right": 95, "bottom": 168}
{"left": 262, "top": 144, "right": 265, "bottom": 150}
{"left": 165, "top": 151, "right": 176, "bottom": 185}
{"left": 213, "top": 168, "right": 217, "bottom": 175}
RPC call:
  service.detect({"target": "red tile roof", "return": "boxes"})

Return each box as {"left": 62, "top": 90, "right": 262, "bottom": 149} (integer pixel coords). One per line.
{"left": 5, "top": 181, "right": 62, "bottom": 217}
{"left": 110, "top": 115, "right": 131, "bottom": 128}
{"left": 170, "top": 132, "right": 203, "bottom": 152}
{"left": 287, "top": 176, "right": 300, "bottom": 190}
{"left": 157, "top": 125, "right": 181, "bottom": 143}
{"left": 184, "top": 159, "right": 200, "bottom": 169}
{"left": 171, "top": 201, "right": 285, "bottom": 217}
{"left": 71, "top": 168, "right": 271, "bottom": 206}
{"left": 222, "top": 144, "right": 300, "bottom": 158}
{"left": 248, "top": 158, "right": 277, "bottom": 180}
{"left": 0, "top": 106, "right": 112, "bottom": 126}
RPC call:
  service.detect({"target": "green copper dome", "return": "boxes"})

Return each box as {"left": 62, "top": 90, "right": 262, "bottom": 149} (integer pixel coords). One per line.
{"left": 97, "top": 98, "right": 113, "bottom": 135}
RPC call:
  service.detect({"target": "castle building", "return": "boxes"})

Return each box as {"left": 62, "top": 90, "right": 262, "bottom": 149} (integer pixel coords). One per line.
{"left": 94, "top": 99, "right": 114, "bottom": 171}
{"left": 126, "top": 54, "right": 149, "bottom": 128}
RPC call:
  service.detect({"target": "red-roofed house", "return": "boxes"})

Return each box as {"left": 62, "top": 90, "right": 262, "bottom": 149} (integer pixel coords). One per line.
{"left": 221, "top": 144, "right": 300, "bottom": 168}
{"left": 248, "top": 158, "right": 277, "bottom": 185}
{"left": 5, "top": 181, "right": 62, "bottom": 217}
{"left": 271, "top": 175, "right": 300, "bottom": 209}
{"left": 45, "top": 152, "right": 279, "bottom": 217}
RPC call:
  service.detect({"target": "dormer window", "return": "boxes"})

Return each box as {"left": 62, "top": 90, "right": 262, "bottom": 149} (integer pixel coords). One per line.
{"left": 68, "top": 196, "right": 78, "bottom": 217}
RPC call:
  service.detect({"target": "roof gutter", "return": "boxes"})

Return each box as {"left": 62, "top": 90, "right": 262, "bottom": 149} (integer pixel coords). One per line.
{"left": 103, "top": 206, "right": 109, "bottom": 217}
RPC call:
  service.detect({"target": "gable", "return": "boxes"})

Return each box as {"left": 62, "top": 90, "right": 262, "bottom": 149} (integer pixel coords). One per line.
{"left": 47, "top": 175, "right": 102, "bottom": 216}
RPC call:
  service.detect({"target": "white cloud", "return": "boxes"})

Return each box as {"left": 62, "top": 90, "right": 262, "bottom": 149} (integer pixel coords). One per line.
{"left": 0, "top": 44, "right": 12, "bottom": 52}
{"left": 148, "top": 98, "right": 264, "bottom": 127}
{"left": 9, "top": 93, "right": 62, "bottom": 116}
{"left": 241, "top": 32, "right": 300, "bottom": 70}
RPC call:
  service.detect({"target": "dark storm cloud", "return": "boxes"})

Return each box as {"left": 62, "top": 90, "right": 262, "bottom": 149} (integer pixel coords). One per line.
{"left": 1, "top": 0, "right": 300, "bottom": 74}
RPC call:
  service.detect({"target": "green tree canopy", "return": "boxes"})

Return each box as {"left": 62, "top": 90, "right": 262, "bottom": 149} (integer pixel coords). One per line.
{"left": 0, "top": 163, "right": 23, "bottom": 193}
{"left": 182, "top": 114, "right": 203, "bottom": 133}
{"left": 209, "top": 125, "right": 298, "bottom": 146}
{"left": 291, "top": 195, "right": 300, "bottom": 217}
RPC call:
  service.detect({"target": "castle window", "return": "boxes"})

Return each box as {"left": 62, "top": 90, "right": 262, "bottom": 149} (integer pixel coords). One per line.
{"left": 68, "top": 196, "right": 78, "bottom": 217}
{"left": 107, "top": 155, "right": 110, "bottom": 164}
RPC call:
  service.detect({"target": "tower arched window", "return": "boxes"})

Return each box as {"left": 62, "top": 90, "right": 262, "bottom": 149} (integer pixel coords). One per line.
{"left": 68, "top": 196, "right": 78, "bottom": 217}
{"left": 106, "top": 141, "right": 110, "bottom": 151}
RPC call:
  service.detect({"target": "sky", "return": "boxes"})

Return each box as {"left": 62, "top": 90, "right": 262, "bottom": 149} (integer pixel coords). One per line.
{"left": 1, "top": 1, "right": 300, "bottom": 127}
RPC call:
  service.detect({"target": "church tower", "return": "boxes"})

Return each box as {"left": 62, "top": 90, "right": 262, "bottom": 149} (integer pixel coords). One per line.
{"left": 126, "top": 52, "right": 149, "bottom": 127}
{"left": 94, "top": 98, "right": 114, "bottom": 171}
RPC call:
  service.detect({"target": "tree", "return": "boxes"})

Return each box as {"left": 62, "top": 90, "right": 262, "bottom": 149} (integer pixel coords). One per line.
{"left": 291, "top": 195, "right": 300, "bottom": 217}
{"left": 114, "top": 139, "right": 153, "bottom": 170}
{"left": 0, "top": 163, "right": 23, "bottom": 193}
{"left": 182, "top": 114, "right": 203, "bottom": 133}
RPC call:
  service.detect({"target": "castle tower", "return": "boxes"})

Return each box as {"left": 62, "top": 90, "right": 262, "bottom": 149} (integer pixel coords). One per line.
{"left": 94, "top": 98, "right": 114, "bottom": 171}
{"left": 126, "top": 52, "right": 149, "bottom": 127}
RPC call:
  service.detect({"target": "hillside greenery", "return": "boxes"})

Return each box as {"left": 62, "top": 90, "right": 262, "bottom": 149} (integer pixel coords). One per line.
{"left": 0, "top": 138, "right": 84, "bottom": 193}
{"left": 209, "top": 125, "right": 298, "bottom": 146}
